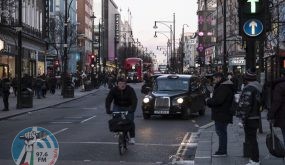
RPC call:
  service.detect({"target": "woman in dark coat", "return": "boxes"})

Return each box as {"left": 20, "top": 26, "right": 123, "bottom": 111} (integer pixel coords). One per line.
{"left": 268, "top": 71, "right": 285, "bottom": 145}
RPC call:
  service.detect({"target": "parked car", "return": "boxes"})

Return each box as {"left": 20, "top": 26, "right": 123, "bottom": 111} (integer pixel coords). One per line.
{"left": 141, "top": 74, "right": 206, "bottom": 119}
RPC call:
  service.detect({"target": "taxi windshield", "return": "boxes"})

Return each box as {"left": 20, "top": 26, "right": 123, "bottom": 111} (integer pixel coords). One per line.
{"left": 155, "top": 79, "right": 189, "bottom": 91}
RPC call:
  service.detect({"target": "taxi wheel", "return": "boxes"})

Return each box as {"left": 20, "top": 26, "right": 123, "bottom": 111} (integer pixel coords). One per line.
{"left": 143, "top": 113, "right": 151, "bottom": 119}
{"left": 182, "top": 107, "right": 191, "bottom": 120}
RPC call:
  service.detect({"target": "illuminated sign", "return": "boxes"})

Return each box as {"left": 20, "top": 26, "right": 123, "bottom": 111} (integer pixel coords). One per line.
{"left": 115, "top": 14, "right": 120, "bottom": 43}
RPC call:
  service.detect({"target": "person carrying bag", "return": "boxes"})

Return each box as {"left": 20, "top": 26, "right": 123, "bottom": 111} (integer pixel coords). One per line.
{"left": 266, "top": 122, "right": 285, "bottom": 158}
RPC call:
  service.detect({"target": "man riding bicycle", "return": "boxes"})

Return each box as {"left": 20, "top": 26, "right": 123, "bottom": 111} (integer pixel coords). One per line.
{"left": 105, "top": 77, "right": 138, "bottom": 144}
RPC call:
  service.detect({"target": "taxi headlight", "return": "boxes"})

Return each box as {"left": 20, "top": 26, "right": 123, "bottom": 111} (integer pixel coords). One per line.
{"left": 143, "top": 97, "right": 150, "bottom": 103}
{"left": 177, "top": 98, "right": 184, "bottom": 104}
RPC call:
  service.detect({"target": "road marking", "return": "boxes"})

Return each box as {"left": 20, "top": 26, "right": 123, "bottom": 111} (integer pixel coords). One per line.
{"left": 64, "top": 117, "right": 83, "bottom": 119}
{"left": 53, "top": 128, "right": 69, "bottom": 135}
{"left": 200, "top": 121, "right": 214, "bottom": 129}
{"left": 80, "top": 115, "right": 96, "bottom": 123}
{"left": 172, "top": 132, "right": 199, "bottom": 164}
{"left": 172, "top": 132, "right": 190, "bottom": 163}
{"left": 59, "top": 141, "right": 179, "bottom": 147}
{"left": 50, "top": 121, "right": 73, "bottom": 124}
{"left": 82, "top": 107, "right": 97, "bottom": 110}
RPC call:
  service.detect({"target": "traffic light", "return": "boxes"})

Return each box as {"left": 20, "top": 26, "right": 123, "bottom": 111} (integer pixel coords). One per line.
{"left": 90, "top": 55, "right": 95, "bottom": 67}
{"left": 238, "top": 0, "right": 270, "bottom": 40}
{"left": 53, "top": 59, "right": 59, "bottom": 68}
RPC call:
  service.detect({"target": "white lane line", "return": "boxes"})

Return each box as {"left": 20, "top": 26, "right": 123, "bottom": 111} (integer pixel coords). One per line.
{"left": 200, "top": 121, "right": 214, "bottom": 129}
{"left": 64, "top": 117, "right": 83, "bottom": 119}
{"left": 181, "top": 132, "right": 199, "bottom": 157}
{"left": 172, "top": 132, "right": 190, "bottom": 163}
{"left": 80, "top": 115, "right": 96, "bottom": 123}
{"left": 82, "top": 107, "right": 97, "bottom": 110}
{"left": 50, "top": 121, "right": 73, "bottom": 124}
{"left": 59, "top": 141, "right": 179, "bottom": 147}
{"left": 53, "top": 128, "right": 69, "bottom": 135}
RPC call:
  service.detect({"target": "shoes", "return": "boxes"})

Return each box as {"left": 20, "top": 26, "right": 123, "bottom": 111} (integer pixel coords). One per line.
{"left": 245, "top": 160, "right": 260, "bottom": 165}
{"left": 129, "top": 138, "right": 135, "bottom": 144}
{"left": 2, "top": 109, "right": 9, "bottom": 111}
{"left": 212, "top": 151, "right": 227, "bottom": 157}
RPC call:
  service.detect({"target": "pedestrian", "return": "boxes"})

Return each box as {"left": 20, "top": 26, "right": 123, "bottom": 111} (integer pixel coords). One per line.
{"left": 267, "top": 70, "right": 285, "bottom": 145}
{"left": 1, "top": 76, "right": 11, "bottom": 111}
{"left": 206, "top": 72, "right": 235, "bottom": 157}
{"left": 237, "top": 68, "right": 262, "bottom": 165}
{"left": 11, "top": 75, "right": 17, "bottom": 96}
{"left": 35, "top": 76, "right": 43, "bottom": 99}
{"left": 105, "top": 77, "right": 138, "bottom": 144}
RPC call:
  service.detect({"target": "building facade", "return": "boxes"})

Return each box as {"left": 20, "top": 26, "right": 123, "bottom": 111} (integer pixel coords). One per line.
{"left": 77, "top": 0, "right": 93, "bottom": 73}
{"left": 0, "top": 0, "right": 46, "bottom": 79}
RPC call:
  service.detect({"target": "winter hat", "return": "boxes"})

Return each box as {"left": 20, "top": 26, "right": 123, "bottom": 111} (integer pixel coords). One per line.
{"left": 244, "top": 68, "right": 257, "bottom": 81}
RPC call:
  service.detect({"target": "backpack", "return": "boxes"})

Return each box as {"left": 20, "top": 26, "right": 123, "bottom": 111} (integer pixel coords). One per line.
{"left": 266, "top": 123, "right": 285, "bottom": 158}
{"left": 236, "top": 85, "right": 262, "bottom": 119}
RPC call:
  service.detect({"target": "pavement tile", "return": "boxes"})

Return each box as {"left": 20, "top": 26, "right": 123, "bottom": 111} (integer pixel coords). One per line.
{"left": 194, "top": 112, "right": 285, "bottom": 165}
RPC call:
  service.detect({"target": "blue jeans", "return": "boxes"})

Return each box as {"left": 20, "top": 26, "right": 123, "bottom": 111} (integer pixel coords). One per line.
{"left": 112, "top": 105, "right": 135, "bottom": 138}
{"left": 215, "top": 121, "right": 228, "bottom": 153}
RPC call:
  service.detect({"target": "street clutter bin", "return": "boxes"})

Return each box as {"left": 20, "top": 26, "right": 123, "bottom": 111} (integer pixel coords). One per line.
{"left": 63, "top": 85, "right": 74, "bottom": 98}
{"left": 21, "top": 88, "right": 33, "bottom": 108}
{"left": 84, "top": 80, "right": 92, "bottom": 91}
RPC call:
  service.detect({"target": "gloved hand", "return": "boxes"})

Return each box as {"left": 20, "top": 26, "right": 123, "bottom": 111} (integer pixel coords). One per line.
{"left": 106, "top": 109, "right": 112, "bottom": 114}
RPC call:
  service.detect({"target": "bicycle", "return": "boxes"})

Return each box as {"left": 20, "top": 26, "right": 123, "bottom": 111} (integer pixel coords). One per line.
{"left": 110, "top": 111, "right": 131, "bottom": 155}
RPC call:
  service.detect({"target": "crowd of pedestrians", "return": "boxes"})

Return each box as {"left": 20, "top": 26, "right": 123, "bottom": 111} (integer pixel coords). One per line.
{"left": 204, "top": 68, "right": 285, "bottom": 165}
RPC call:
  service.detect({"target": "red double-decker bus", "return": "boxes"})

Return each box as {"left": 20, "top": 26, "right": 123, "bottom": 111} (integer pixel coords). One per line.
{"left": 124, "top": 58, "right": 143, "bottom": 82}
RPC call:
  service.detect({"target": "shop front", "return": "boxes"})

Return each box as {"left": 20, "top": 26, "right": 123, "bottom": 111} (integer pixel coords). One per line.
{"left": 228, "top": 57, "right": 246, "bottom": 74}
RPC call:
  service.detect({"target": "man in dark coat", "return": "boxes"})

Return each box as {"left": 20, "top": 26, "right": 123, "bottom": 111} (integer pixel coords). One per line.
{"left": 1, "top": 76, "right": 11, "bottom": 111}
{"left": 105, "top": 77, "right": 138, "bottom": 144}
{"left": 268, "top": 70, "right": 285, "bottom": 145}
{"left": 237, "top": 68, "right": 262, "bottom": 165}
{"left": 206, "top": 72, "right": 234, "bottom": 156}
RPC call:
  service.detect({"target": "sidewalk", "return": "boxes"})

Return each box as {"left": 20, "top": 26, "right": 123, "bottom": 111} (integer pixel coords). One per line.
{"left": 0, "top": 87, "right": 101, "bottom": 120}
{"left": 194, "top": 112, "right": 285, "bottom": 165}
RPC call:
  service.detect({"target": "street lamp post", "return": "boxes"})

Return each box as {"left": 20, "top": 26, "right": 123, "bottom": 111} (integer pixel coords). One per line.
{"left": 62, "top": 0, "right": 75, "bottom": 98}
{"left": 181, "top": 24, "right": 189, "bottom": 74}
{"left": 154, "top": 30, "right": 171, "bottom": 70}
{"left": 154, "top": 13, "right": 175, "bottom": 71}
{"left": 90, "top": 13, "right": 96, "bottom": 88}
{"left": 16, "top": 0, "right": 23, "bottom": 108}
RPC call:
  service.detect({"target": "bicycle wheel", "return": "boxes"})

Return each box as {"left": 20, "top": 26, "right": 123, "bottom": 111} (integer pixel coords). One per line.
{"left": 118, "top": 132, "right": 127, "bottom": 155}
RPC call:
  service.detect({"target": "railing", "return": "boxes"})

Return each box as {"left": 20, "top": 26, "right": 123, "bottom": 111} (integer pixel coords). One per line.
{"left": 1, "top": 17, "right": 43, "bottom": 39}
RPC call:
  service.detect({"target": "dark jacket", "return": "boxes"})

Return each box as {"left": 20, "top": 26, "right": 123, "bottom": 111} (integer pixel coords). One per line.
{"left": 105, "top": 85, "right": 138, "bottom": 113}
{"left": 206, "top": 79, "right": 235, "bottom": 123}
{"left": 237, "top": 81, "right": 262, "bottom": 121}
{"left": 1, "top": 78, "right": 11, "bottom": 93}
{"left": 267, "top": 77, "right": 285, "bottom": 128}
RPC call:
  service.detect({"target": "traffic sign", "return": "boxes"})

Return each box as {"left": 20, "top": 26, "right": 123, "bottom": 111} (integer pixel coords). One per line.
{"left": 243, "top": 19, "right": 263, "bottom": 37}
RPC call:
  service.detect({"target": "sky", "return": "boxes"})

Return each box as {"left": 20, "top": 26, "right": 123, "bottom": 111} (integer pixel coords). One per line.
{"left": 94, "top": 0, "right": 198, "bottom": 64}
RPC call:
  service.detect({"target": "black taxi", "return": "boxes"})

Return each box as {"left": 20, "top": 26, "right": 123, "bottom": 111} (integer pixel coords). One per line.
{"left": 141, "top": 74, "right": 206, "bottom": 119}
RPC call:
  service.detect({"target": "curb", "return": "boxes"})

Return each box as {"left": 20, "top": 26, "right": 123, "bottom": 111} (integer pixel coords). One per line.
{"left": 0, "top": 88, "right": 101, "bottom": 121}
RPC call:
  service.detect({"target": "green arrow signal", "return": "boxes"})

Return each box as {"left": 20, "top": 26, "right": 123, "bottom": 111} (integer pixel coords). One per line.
{"left": 247, "top": 0, "right": 259, "bottom": 13}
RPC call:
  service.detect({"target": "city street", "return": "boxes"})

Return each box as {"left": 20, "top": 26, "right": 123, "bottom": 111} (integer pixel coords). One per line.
{"left": 0, "top": 83, "right": 212, "bottom": 165}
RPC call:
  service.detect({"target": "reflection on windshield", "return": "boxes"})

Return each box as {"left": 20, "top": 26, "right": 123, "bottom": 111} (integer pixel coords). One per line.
{"left": 155, "top": 79, "right": 189, "bottom": 91}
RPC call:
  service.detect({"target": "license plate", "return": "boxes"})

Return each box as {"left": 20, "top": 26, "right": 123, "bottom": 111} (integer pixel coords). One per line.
{"left": 154, "top": 111, "right": 169, "bottom": 114}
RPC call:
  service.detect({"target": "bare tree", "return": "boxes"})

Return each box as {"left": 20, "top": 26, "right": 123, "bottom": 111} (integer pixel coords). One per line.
{"left": 0, "top": 0, "right": 16, "bottom": 25}
{"left": 48, "top": 11, "right": 77, "bottom": 71}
